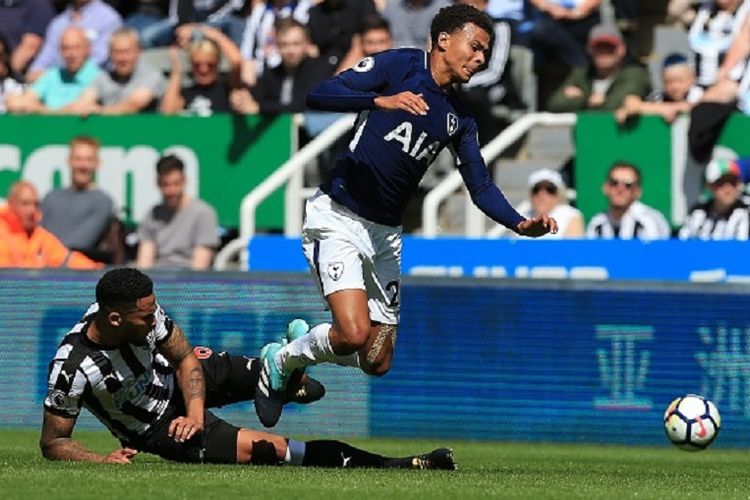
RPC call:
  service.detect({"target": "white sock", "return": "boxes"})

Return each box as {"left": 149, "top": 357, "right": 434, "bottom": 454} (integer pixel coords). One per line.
{"left": 276, "top": 322, "right": 360, "bottom": 371}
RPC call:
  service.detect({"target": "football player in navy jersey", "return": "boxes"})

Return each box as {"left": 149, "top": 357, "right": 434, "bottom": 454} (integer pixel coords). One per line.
{"left": 254, "top": 3, "right": 558, "bottom": 428}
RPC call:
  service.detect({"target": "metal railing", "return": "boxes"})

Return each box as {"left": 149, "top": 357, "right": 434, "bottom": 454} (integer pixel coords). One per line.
{"left": 214, "top": 112, "right": 577, "bottom": 269}
{"left": 214, "top": 113, "right": 356, "bottom": 270}
{"left": 422, "top": 112, "right": 576, "bottom": 237}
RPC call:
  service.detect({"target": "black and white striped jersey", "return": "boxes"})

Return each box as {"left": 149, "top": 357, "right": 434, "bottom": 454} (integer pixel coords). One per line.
{"left": 586, "top": 201, "right": 671, "bottom": 240}
{"left": 44, "top": 303, "right": 176, "bottom": 441}
{"left": 678, "top": 199, "right": 750, "bottom": 240}
{"left": 688, "top": 1, "right": 750, "bottom": 87}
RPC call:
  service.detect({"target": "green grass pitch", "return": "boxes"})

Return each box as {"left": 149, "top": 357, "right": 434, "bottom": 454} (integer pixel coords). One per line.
{"left": 2, "top": 429, "right": 749, "bottom": 499}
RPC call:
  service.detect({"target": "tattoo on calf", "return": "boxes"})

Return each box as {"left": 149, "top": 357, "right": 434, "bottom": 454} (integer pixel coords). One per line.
{"left": 366, "top": 325, "right": 398, "bottom": 365}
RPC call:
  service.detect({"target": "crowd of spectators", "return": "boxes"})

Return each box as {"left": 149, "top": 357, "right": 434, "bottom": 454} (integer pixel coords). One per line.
{"left": 1, "top": 1, "right": 748, "bottom": 122}
{"left": 2, "top": 0, "right": 750, "bottom": 271}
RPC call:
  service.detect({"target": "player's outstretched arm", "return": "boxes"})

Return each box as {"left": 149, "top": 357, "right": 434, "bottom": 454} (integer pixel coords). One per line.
{"left": 40, "top": 410, "right": 137, "bottom": 463}
{"left": 307, "top": 50, "right": 418, "bottom": 112}
{"left": 374, "top": 92, "right": 429, "bottom": 116}
{"left": 158, "top": 325, "right": 205, "bottom": 442}
{"left": 516, "top": 214, "right": 559, "bottom": 237}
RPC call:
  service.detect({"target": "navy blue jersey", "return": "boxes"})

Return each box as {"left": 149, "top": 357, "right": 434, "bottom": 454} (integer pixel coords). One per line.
{"left": 307, "top": 48, "right": 525, "bottom": 229}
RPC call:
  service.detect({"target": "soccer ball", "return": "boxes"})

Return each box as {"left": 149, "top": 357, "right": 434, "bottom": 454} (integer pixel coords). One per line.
{"left": 663, "top": 394, "right": 721, "bottom": 451}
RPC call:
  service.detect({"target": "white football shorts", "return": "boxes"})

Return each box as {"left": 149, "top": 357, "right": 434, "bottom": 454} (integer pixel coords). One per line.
{"left": 302, "top": 190, "right": 402, "bottom": 325}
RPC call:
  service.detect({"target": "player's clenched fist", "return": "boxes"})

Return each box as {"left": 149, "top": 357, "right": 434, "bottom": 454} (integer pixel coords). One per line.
{"left": 375, "top": 92, "right": 430, "bottom": 116}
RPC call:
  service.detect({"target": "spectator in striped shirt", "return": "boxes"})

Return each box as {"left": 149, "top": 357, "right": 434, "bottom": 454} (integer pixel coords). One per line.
{"left": 679, "top": 158, "right": 750, "bottom": 240}
{"left": 585, "top": 162, "right": 671, "bottom": 239}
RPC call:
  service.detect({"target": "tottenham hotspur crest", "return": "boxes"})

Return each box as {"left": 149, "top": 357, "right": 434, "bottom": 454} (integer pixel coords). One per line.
{"left": 328, "top": 262, "right": 344, "bottom": 281}
{"left": 447, "top": 113, "right": 458, "bottom": 136}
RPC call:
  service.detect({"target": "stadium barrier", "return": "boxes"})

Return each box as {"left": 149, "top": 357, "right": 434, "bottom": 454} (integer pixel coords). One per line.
{"left": 3, "top": 269, "right": 749, "bottom": 447}
{"left": 248, "top": 235, "right": 750, "bottom": 282}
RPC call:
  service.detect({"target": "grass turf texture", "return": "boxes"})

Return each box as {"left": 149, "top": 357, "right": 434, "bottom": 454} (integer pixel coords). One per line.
{"left": 1, "top": 429, "right": 748, "bottom": 499}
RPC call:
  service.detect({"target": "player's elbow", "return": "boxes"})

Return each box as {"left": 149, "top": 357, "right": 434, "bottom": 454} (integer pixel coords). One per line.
{"left": 305, "top": 91, "right": 322, "bottom": 110}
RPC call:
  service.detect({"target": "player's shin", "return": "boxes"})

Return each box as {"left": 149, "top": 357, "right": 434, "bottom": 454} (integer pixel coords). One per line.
{"left": 285, "top": 439, "right": 457, "bottom": 470}
{"left": 287, "top": 439, "right": 387, "bottom": 468}
{"left": 277, "top": 323, "right": 360, "bottom": 371}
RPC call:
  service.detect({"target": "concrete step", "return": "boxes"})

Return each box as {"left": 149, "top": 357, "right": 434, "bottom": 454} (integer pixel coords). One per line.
{"left": 524, "top": 125, "right": 575, "bottom": 160}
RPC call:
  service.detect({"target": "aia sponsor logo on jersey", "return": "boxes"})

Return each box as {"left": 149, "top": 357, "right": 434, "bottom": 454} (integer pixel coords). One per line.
{"left": 383, "top": 121, "right": 440, "bottom": 165}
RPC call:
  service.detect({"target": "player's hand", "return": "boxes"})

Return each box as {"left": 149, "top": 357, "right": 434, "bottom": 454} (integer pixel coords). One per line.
{"left": 104, "top": 447, "right": 138, "bottom": 464}
{"left": 230, "top": 88, "right": 259, "bottom": 114}
{"left": 168, "top": 45, "right": 182, "bottom": 72}
{"left": 588, "top": 92, "right": 605, "bottom": 108}
{"left": 548, "top": 5, "right": 569, "bottom": 19}
{"left": 517, "top": 214, "right": 558, "bottom": 237}
{"left": 563, "top": 85, "right": 583, "bottom": 98}
{"left": 175, "top": 23, "right": 197, "bottom": 48}
{"left": 168, "top": 416, "right": 204, "bottom": 443}
{"left": 660, "top": 106, "right": 680, "bottom": 124}
{"left": 614, "top": 106, "right": 630, "bottom": 124}
{"left": 374, "top": 92, "right": 429, "bottom": 116}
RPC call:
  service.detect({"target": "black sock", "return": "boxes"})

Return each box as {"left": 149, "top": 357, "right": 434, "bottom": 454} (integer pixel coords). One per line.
{"left": 301, "top": 440, "right": 414, "bottom": 468}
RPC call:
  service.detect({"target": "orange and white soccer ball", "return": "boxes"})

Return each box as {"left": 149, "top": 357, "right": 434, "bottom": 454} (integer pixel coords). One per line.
{"left": 663, "top": 394, "right": 721, "bottom": 451}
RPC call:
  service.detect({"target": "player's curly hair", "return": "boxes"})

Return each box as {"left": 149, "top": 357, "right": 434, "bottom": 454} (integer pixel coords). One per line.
{"left": 430, "top": 4, "right": 493, "bottom": 47}
{"left": 96, "top": 268, "right": 153, "bottom": 308}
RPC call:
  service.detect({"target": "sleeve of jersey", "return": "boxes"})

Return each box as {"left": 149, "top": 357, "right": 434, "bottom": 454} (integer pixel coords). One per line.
{"left": 306, "top": 52, "right": 402, "bottom": 112}
{"left": 455, "top": 120, "right": 526, "bottom": 232}
{"left": 153, "top": 304, "right": 174, "bottom": 345}
{"left": 44, "top": 352, "right": 85, "bottom": 418}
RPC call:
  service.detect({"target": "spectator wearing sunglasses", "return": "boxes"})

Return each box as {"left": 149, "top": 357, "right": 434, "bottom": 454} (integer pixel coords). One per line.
{"left": 161, "top": 25, "right": 242, "bottom": 116}
{"left": 586, "top": 162, "right": 671, "bottom": 239}
{"left": 523, "top": 169, "right": 584, "bottom": 239}
{"left": 678, "top": 158, "right": 750, "bottom": 240}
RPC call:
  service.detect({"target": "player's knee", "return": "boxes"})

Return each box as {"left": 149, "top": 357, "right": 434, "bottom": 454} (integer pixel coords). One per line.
{"left": 362, "top": 356, "right": 392, "bottom": 377}
{"left": 249, "top": 439, "right": 280, "bottom": 465}
{"left": 334, "top": 321, "right": 371, "bottom": 353}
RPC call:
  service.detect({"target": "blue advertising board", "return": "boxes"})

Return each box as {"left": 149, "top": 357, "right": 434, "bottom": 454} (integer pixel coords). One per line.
{"left": 248, "top": 236, "right": 750, "bottom": 282}
{"left": 1, "top": 270, "right": 749, "bottom": 448}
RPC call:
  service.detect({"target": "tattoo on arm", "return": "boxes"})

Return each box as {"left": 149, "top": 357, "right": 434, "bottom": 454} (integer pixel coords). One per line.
{"left": 187, "top": 366, "right": 205, "bottom": 401}
{"left": 159, "top": 325, "right": 193, "bottom": 365}
{"left": 40, "top": 411, "right": 106, "bottom": 463}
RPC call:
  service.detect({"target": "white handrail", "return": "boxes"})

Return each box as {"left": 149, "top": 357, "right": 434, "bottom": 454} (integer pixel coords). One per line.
{"left": 214, "top": 113, "right": 356, "bottom": 270}
{"left": 422, "top": 112, "right": 577, "bottom": 238}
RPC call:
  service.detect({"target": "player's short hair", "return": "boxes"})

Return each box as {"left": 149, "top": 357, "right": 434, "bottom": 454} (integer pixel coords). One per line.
{"left": 96, "top": 268, "right": 153, "bottom": 309}
{"left": 188, "top": 37, "right": 220, "bottom": 61}
{"left": 608, "top": 161, "right": 642, "bottom": 185}
{"left": 430, "top": 4, "right": 493, "bottom": 47}
{"left": 156, "top": 154, "right": 185, "bottom": 177}
{"left": 69, "top": 135, "right": 100, "bottom": 150}
{"left": 275, "top": 17, "right": 308, "bottom": 39}
{"left": 109, "top": 26, "right": 141, "bottom": 48}
{"left": 360, "top": 14, "right": 391, "bottom": 36}
{"left": 662, "top": 52, "right": 688, "bottom": 70}
{"left": 7, "top": 180, "right": 37, "bottom": 203}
